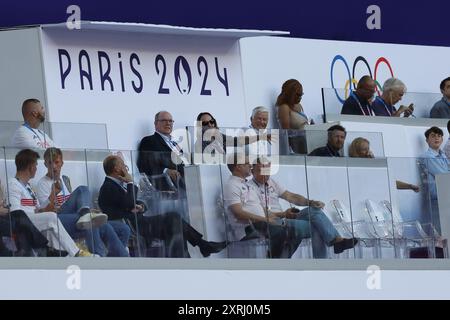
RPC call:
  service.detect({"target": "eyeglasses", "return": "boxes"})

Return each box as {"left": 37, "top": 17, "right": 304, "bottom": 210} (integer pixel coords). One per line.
{"left": 157, "top": 119, "right": 174, "bottom": 124}
{"left": 202, "top": 119, "right": 216, "bottom": 126}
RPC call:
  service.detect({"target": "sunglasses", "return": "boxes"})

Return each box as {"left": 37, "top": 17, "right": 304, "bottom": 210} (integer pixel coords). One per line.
{"left": 202, "top": 119, "right": 216, "bottom": 126}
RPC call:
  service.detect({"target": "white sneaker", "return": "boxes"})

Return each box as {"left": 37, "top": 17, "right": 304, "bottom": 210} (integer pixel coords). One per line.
{"left": 76, "top": 212, "right": 108, "bottom": 230}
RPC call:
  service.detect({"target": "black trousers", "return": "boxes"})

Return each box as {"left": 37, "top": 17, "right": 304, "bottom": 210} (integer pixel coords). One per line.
{"left": 129, "top": 211, "right": 203, "bottom": 258}
{"left": 0, "top": 210, "right": 48, "bottom": 256}
{"left": 249, "top": 221, "right": 302, "bottom": 258}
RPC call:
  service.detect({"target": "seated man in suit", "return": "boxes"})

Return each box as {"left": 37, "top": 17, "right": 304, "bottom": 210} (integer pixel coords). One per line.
{"left": 99, "top": 155, "right": 226, "bottom": 258}
{"left": 137, "top": 111, "right": 188, "bottom": 191}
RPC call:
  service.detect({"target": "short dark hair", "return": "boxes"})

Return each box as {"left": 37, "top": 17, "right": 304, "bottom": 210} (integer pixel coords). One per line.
{"left": 227, "top": 153, "right": 239, "bottom": 173}
{"left": 43, "top": 147, "right": 63, "bottom": 163}
{"left": 424, "top": 126, "right": 443, "bottom": 138}
{"left": 447, "top": 120, "right": 450, "bottom": 134}
{"left": 327, "top": 124, "right": 346, "bottom": 137}
{"left": 103, "top": 155, "right": 119, "bottom": 175}
{"left": 15, "top": 149, "right": 40, "bottom": 171}
{"left": 21, "top": 98, "right": 40, "bottom": 117}
{"left": 226, "top": 153, "right": 248, "bottom": 173}
{"left": 440, "top": 77, "right": 450, "bottom": 91}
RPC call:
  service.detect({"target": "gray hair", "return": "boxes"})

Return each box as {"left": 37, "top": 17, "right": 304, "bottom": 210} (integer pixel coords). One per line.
{"left": 382, "top": 78, "right": 407, "bottom": 93}
{"left": 251, "top": 106, "right": 269, "bottom": 119}
{"left": 154, "top": 110, "right": 170, "bottom": 122}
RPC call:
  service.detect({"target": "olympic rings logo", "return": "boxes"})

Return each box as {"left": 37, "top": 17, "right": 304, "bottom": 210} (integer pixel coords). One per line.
{"left": 330, "top": 55, "right": 394, "bottom": 103}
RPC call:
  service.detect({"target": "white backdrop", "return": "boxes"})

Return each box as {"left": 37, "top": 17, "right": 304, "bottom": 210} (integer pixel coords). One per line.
{"left": 240, "top": 36, "right": 450, "bottom": 127}
{"left": 40, "top": 27, "right": 247, "bottom": 150}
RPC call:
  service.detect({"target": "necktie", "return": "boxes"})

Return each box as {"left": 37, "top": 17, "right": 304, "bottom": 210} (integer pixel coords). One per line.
{"left": 170, "top": 139, "right": 183, "bottom": 154}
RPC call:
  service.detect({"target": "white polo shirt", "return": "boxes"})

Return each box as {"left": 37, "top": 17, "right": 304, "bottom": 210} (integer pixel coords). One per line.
{"left": 246, "top": 177, "right": 286, "bottom": 213}
{"left": 10, "top": 124, "right": 55, "bottom": 149}
{"left": 8, "top": 178, "right": 41, "bottom": 214}
{"left": 223, "top": 175, "right": 264, "bottom": 240}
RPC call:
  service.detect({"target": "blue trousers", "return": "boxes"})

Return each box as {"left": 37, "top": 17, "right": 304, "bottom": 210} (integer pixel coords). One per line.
{"left": 58, "top": 186, "right": 129, "bottom": 257}
{"left": 284, "top": 207, "right": 340, "bottom": 258}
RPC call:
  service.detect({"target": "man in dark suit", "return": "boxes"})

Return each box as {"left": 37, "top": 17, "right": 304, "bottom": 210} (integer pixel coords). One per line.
{"left": 99, "top": 155, "right": 226, "bottom": 258}
{"left": 137, "top": 111, "right": 187, "bottom": 191}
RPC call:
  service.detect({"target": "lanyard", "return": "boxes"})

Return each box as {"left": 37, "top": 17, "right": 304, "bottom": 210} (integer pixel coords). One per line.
{"left": 375, "top": 96, "right": 393, "bottom": 116}
{"left": 351, "top": 93, "right": 374, "bottom": 116}
{"left": 251, "top": 178, "right": 275, "bottom": 209}
{"left": 23, "top": 123, "right": 44, "bottom": 143}
{"left": 16, "top": 178, "right": 36, "bottom": 200}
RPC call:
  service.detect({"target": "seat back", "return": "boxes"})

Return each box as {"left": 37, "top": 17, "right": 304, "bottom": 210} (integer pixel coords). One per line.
{"left": 330, "top": 199, "right": 376, "bottom": 238}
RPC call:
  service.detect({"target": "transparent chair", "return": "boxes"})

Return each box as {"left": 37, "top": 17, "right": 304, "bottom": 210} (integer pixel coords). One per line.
{"left": 367, "top": 199, "right": 448, "bottom": 258}
{"left": 329, "top": 199, "right": 381, "bottom": 258}
{"left": 216, "top": 195, "right": 269, "bottom": 259}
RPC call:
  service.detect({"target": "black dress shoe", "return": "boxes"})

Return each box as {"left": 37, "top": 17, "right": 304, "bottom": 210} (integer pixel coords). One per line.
{"left": 199, "top": 240, "right": 227, "bottom": 257}
{"left": 334, "top": 238, "right": 358, "bottom": 254}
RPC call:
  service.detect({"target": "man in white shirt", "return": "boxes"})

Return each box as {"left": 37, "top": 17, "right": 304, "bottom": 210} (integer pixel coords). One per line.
{"left": 247, "top": 158, "right": 357, "bottom": 258}
{"left": 8, "top": 149, "right": 93, "bottom": 256}
{"left": 224, "top": 154, "right": 357, "bottom": 258}
{"left": 10, "top": 98, "right": 55, "bottom": 149}
{"left": 223, "top": 154, "right": 302, "bottom": 258}
{"left": 36, "top": 147, "right": 129, "bottom": 257}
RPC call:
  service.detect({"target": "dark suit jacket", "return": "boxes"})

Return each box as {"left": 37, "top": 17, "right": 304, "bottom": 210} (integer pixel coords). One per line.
{"left": 137, "top": 133, "right": 185, "bottom": 191}
{"left": 98, "top": 177, "right": 145, "bottom": 221}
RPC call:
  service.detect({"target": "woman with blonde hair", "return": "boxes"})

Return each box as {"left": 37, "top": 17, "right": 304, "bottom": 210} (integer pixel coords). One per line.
{"left": 348, "top": 137, "right": 419, "bottom": 192}
{"left": 348, "top": 137, "right": 373, "bottom": 158}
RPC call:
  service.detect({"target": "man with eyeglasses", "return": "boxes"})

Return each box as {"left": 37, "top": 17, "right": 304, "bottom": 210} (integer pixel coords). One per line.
{"left": 341, "top": 76, "right": 376, "bottom": 116}
{"left": 137, "top": 111, "right": 188, "bottom": 191}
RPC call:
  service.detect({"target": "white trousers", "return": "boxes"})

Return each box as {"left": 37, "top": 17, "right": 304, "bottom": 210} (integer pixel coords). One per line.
{"left": 25, "top": 211, "right": 79, "bottom": 256}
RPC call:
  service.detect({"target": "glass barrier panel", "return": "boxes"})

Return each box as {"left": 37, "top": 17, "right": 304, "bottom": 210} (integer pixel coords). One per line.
{"left": 43, "top": 122, "right": 109, "bottom": 150}
{"left": 0, "top": 120, "right": 108, "bottom": 150}
{"left": 0, "top": 147, "right": 14, "bottom": 256}
{"left": 305, "top": 156, "right": 358, "bottom": 259}
{"left": 322, "top": 88, "right": 443, "bottom": 120}
{"left": 346, "top": 157, "right": 396, "bottom": 258}
{"left": 305, "top": 130, "right": 384, "bottom": 157}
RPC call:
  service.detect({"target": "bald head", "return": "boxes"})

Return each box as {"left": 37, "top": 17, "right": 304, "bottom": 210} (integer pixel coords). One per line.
{"left": 356, "top": 76, "right": 376, "bottom": 101}
{"left": 22, "top": 98, "right": 45, "bottom": 127}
